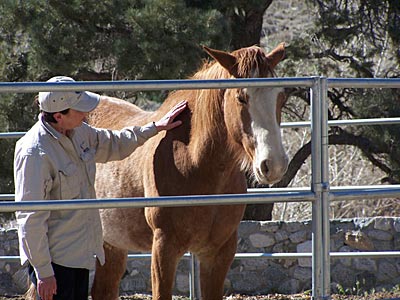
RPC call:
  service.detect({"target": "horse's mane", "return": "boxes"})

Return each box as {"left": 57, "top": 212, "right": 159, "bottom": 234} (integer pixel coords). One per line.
{"left": 186, "top": 46, "right": 274, "bottom": 161}
{"left": 229, "top": 46, "right": 275, "bottom": 78}
{"left": 188, "top": 59, "right": 228, "bottom": 153}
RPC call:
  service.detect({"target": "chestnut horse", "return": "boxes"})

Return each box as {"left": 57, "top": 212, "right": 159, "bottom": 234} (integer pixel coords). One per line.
{"left": 89, "top": 44, "right": 289, "bottom": 300}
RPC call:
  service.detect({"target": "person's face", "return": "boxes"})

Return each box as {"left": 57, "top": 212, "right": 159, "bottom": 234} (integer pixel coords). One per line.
{"left": 54, "top": 109, "right": 88, "bottom": 130}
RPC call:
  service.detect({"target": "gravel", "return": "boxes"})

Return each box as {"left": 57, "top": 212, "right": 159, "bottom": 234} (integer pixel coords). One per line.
{"left": 2, "top": 291, "right": 400, "bottom": 300}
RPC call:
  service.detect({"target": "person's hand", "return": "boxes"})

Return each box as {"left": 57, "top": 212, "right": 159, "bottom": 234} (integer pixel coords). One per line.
{"left": 154, "top": 100, "right": 188, "bottom": 131}
{"left": 37, "top": 275, "right": 57, "bottom": 300}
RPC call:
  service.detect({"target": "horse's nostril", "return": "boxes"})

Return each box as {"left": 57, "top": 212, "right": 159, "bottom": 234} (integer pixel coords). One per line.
{"left": 261, "top": 160, "right": 269, "bottom": 176}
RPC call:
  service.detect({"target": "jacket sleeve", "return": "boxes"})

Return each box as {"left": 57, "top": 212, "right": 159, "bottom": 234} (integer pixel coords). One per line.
{"left": 14, "top": 149, "right": 54, "bottom": 279}
{"left": 92, "top": 122, "right": 159, "bottom": 163}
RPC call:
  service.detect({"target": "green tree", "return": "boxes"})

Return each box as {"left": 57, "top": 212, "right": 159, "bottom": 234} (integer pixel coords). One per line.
{"left": 186, "top": 0, "right": 274, "bottom": 49}
{"left": 0, "top": 0, "right": 231, "bottom": 81}
{"left": 0, "top": 0, "right": 277, "bottom": 220}
{"left": 0, "top": 0, "right": 229, "bottom": 195}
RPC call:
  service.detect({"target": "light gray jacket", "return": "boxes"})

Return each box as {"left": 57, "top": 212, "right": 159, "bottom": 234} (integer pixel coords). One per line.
{"left": 14, "top": 115, "right": 157, "bottom": 279}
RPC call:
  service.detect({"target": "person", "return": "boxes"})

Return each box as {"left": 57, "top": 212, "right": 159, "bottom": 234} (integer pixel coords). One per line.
{"left": 14, "top": 76, "right": 188, "bottom": 300}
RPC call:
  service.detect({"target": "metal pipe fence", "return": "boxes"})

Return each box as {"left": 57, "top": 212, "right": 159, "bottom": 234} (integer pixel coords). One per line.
{"left": 1, "top": 77, "right": 400, "bottom": 300}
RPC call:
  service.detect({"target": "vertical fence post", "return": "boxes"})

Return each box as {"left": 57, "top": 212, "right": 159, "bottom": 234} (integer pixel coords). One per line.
{"left": 189, "top": 253, "right": 201, "bottom": 300}
{"left": 311, "top": 77, "right": 324, "bottom": 300}
{"left": 320, "top": 77, "right": 331, "bottom": 299}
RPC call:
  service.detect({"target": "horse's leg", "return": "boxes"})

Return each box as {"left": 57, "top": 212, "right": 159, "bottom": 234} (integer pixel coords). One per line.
{"left": 91, "top": 242, "right": 127, "bottom": 300}
{"left": 151, "top": 229, "right": 183, "bottom": 300}
{"left": 198, "top": 231, "right": 238, "bottom": 300}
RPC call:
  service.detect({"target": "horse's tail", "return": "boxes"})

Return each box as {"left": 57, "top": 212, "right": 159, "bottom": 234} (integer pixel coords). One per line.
{"left": 24, "top": 283, "right": 37, "bottom": 300}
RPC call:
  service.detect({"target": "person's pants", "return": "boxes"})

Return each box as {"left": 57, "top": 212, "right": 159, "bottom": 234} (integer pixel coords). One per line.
{"left": 28, "top": 263, "right": 89, "bottom": 300}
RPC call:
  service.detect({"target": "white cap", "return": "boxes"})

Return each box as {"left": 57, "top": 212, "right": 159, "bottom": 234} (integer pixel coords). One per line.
{"left": 38, "top": 76, "right": 100, "bottom": 113}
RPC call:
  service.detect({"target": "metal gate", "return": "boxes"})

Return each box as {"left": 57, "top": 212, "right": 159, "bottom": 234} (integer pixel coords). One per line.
{"left": 1, "top": 77, "right": 400, "bottom": 300}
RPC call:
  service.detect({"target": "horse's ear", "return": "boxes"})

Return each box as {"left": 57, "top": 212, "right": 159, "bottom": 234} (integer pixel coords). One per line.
{"left": 265, "top": 42, "right": 286, "bottom": 69}
{"left": 202, "top": 45, "right": 239, "bottom": 77}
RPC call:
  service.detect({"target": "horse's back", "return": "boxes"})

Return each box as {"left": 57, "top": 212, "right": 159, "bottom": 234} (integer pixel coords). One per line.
{"left": 90, "top": 95, "right": 159, "bottom": 199}
{"left": 89, "top": 96, "right": 153, "bottom": 129}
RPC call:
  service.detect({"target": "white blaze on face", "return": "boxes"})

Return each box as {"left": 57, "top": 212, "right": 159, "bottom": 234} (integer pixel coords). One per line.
{"left": 247, "top": 87, "right": 289, "bottom": 184}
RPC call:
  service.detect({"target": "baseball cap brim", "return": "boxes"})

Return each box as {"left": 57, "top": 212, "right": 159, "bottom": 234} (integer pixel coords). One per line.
{"left": 70, "top": 91, "right": 100, "bottom": 112}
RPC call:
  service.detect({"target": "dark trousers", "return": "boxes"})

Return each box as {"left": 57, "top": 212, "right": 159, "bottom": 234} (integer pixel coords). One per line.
{"left": 28, "top": 263, "right": 89, "bottom": 300}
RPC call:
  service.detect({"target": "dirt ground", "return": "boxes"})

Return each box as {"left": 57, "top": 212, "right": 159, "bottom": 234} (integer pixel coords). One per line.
{"left": 1, "top": 291, "right": 400, "bottom": 300}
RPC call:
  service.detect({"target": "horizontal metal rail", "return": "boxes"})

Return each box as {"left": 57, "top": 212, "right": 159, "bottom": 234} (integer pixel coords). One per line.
{"left": 250, "top": 185, "right": 400, "bottom": 201}
{"left": 3, "top": 184, "right": 400, "bottom": 201}
{"left": 2, "top": 186, "right": 399, "bottom": 211}
{"left": 0, "top": 191, "right": 316, "bottom": 212}
{"left": 0, "top": 132, "right": 25, "bottom": 139}
{"left": 3, "top": 251, "right": 399, "bottom": 264}
{"left": 235, "top": 251, "right": 400, "bottom": 259}
{"left": 1, "top": 77, "right": 398, "bottom": 94}
{"left": 328, "top": 77, "right": 400, "bottom": 88}
{"left": 249, "top": 184, "right": 400, "bottom": 193}
{"left": 4, "top": 117, "right": 400, "bottom": 140}
{"left": 281, "top": 117, "right": 400, "bottom": 128}
{"left": 1, "top": 77, "right": 399, "bottom": 140}
{"left": 0, "top": 77, "right": 315, "bottom": 94}
{"left": 331, "top": 188, "right": 400, "bottom": 201}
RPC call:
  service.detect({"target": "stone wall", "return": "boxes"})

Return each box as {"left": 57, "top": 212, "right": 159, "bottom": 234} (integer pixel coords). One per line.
{"left": 1, "top": 217, "right": 399, "bottom": 296}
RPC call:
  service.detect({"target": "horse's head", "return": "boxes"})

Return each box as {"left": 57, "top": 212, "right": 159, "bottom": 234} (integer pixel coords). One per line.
{"left": 203, "top": 44, "right": 289, "bottom": 184}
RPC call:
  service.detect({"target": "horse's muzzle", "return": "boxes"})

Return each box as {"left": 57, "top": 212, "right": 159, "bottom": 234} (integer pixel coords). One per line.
{"left": 255, "top": 155, "right": 289, "bottom": 184}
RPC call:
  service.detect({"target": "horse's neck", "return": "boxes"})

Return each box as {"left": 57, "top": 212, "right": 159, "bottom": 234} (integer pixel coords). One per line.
{"left": 172, "top": 131, "right": 242, "bottom": 194}
{"left": 184, "top": 90, "right": 227, "bottom": 160}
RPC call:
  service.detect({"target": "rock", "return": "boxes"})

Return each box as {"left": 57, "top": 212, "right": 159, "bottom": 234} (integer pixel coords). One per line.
{"left": 344, "top": 231, "right": 375, "bottom": 250}
{"left": 120, "top": 275, "right": 148, "bottom": 293}
{"left": 289, "top": 230, "right": 308, "bottom": 243}
{"left": 260, "top": 221, "right": 281, "bottom": 233}
{"left": 377, "top": 261, "right": 398, "bottom": 282}
{"left": 393, "top": 218, "right": 400, "bottom": 232}
{"left": 238, "top": 221, "right": 260, "bottom": 237}
{"left": 374, "top": 218, "right": 392, "bottom": 231}
{"left": 175, "top": 274, "right": 189, "bottom": 294}
{"left": 278, "top": 278, "right": 301, "bottom": 294}
{"left": 296, "top": 240, "right": 312, "bottom": 267}
{"left": 275, "top": 230, "right": 289, "bottom": 242}
{"left": 249, "top": 233, "right": 275, "bottom": 248}
{"left": 367, "top": 229, "right": 393, "bottom": 241}
{"left": 11, "top": 268, "right": 28, "bottom": 294}
{"left": 353, "top": 258, "right": 377, "bottom": 272}
{"left": 293, "top": 266, "right": 312, "bottom": 281}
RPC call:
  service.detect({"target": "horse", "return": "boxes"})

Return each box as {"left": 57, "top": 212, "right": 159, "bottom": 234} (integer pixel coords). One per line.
{"left": 89, "top": 43, "right": 289, "bottom": 300}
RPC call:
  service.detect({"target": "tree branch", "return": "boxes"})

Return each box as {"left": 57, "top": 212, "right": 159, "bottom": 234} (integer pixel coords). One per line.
{"left": 272, "top": 130, "right": 394, "bottom": 188}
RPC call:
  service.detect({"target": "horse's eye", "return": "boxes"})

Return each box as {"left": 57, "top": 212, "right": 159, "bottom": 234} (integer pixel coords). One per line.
{"left": 236, "top": 93, "right": 248, "bottom": 105}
